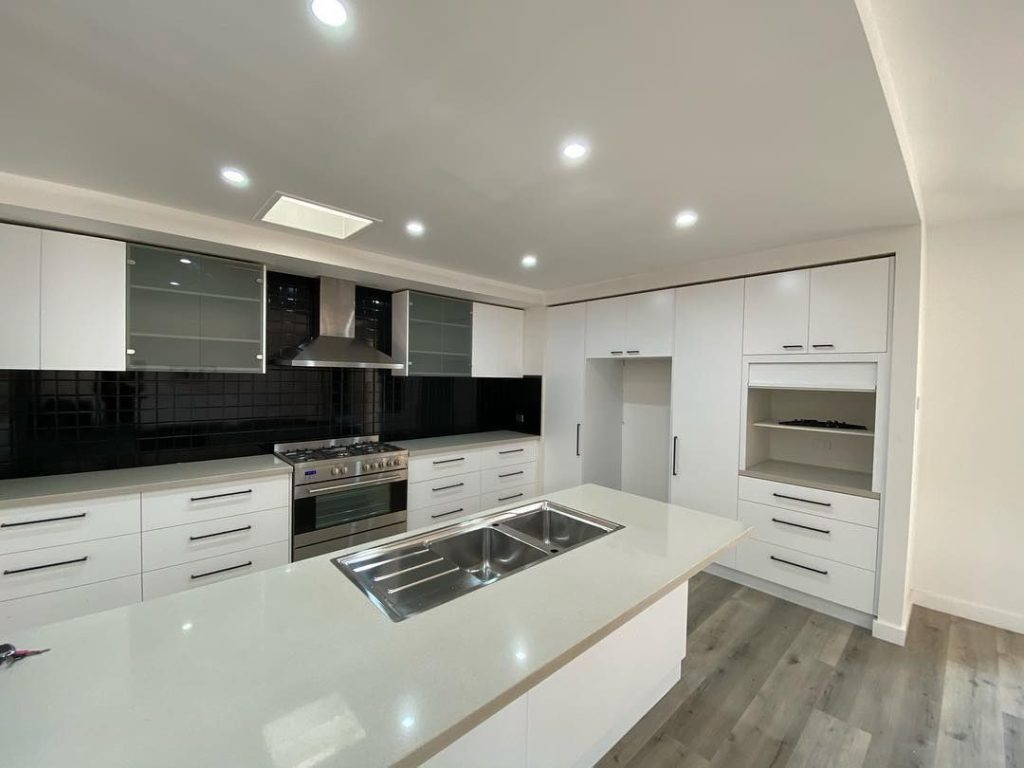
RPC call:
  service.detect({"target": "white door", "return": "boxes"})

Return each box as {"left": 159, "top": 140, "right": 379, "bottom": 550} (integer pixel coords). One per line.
{"left": 0, "top": 223, "right": 42, "bottom": 369}
{"left": 584, "top": 296, "right": 626, "bottom": 358}
{"left": 671, "top": 280, "right": 744, "bottom": 568}
{"left": 742, "top": 269, "right": 809, "bottom": 355}
{"left": 40, "top": 231, "right": 127, "bottom": 371}
{"left": 625, "top": 289, "right": 674, "bottom": 357}
{"left": 809, "top": 258, "right": 891, "bottom": 354}
{"left": 543, "top": 304, "right": 586, "bottom": 492}
{"left": 471, "top": 303, "right": 524, "bottom": 377}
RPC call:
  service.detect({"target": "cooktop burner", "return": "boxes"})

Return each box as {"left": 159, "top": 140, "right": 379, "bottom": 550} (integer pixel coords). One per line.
{"left": 278, "top": 442, "right": 403, "bottom": 462}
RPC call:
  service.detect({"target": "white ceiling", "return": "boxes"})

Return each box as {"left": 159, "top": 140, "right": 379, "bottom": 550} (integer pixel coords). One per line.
{"left": 0, "top": 1, "right": 917, "bottom": 290}
{"left": 859, "top": 0, "right": 1024, "bottom": 224}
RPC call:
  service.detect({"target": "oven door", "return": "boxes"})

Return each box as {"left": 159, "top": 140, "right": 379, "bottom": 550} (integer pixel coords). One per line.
{"left": 293, "top": 471, "right": 407, "bottom": 553}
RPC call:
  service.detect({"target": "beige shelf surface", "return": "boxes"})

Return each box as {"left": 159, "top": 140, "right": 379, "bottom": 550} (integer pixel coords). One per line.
{"left": 740, "top": 459, "right": 879, "bottom": 499}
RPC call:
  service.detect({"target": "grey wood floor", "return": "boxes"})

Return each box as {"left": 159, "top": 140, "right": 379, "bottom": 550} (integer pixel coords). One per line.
{"left": 597, "top": 572, "right": 1024, "bottom": 768}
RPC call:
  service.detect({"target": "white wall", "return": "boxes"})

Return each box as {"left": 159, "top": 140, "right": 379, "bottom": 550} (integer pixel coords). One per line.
{"left": 910, "top": 214, "right": 1024, "bottom": 633}
{"left": 621, "top": 359, "right": 672, "bottom": 502}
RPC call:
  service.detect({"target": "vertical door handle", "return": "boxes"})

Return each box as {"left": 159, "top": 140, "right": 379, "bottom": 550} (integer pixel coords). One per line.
{"left": 672, "top": 436, "right": 679, "bottom": 476}
{"left": 575, "top": 423, "right": 581, "bottom": 457}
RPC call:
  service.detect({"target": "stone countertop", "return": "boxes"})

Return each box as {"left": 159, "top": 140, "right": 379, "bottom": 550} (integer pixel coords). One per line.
{"left": 0, "top": 484, "right": 748, "bottom": 768}
{"left": 393, "top": 430, "right": 540, "bottom": 457}
{"left": 0, "top": 455, "right": 293, "bottom": 508}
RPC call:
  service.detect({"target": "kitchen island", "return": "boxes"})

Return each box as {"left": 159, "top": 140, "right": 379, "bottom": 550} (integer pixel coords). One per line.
{"left": 0, "top": 484, "right": 748, "bottom": 767}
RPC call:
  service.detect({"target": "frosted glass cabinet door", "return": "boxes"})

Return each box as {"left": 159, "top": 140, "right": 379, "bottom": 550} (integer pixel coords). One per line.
{"left": 742, "top": 269, "right": 810, "bottom": 355}
{"left": 404, "top": 292, "right": 473, "bottom": 377}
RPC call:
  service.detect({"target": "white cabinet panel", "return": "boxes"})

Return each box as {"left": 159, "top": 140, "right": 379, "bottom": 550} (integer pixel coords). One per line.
{"left": 479, "top": 440, "right": 538, "bottom": 469}
{"left": 141, "top": 475, "right": 290, "bottom": 530}
{"left": 408, "top": 495, "right": 482, "bottom": 531}
{"left": 743, "top": 269, "right": 810, "bottom": 355}
{"left": 585, "top": 296, "right": 626, "bottom": 358}
{"left": 408, "top": 449, "right": 482, "bottom": 483}
{"left": 142, "top": 541, "right": 288, "bottom": 600}
{"left": 480, "top": 462, "right": 537, "bottom": 493}
{"left": 809, "top": 258, "right": 891, "bottom": 354}
{"left": 0, "top": 534, "right": 140, "bottom": 602}
{"left": 471, "top": 303, "right": 524, "bottom": 378}
{"left": 737, "top": 476, "right": 880, "bottom": 528}
{"left": 408, "top": 471, "right": 481, "bottom": 509}
{"left": 0, "top": 223, "right": 42, "bottom": 369}
{"left": 0, "top": 574, "right": 140, "bottom": 633}
{"left": 625, "top": 289, "right": 674, "bottom": 357}
{"left": 141, "top": 507, "right": 289, "bottom": 571}
{"left": 670, "top": 280, "right": 744, "bottom": 568}
{"left": 543, "top": 304, "right": 586, "bottom": 492}
{"left": 39, "top": 230, "right": 127, "bottom": 371}
{"left": 480, "top": 483, "right": 537, "bottom": 511}
{"left": 425, "top": 697, "right": 527, "bottom": 768}
{"left": 0, "top": 493, "right": 140, "bottom": 555}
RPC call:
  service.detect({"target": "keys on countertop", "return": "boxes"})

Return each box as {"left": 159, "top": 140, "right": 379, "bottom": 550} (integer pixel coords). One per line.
{"left": 0, "top": 642, "right": 50, "bottom": 668}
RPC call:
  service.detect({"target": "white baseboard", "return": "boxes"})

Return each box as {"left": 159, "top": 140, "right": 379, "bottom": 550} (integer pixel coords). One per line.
{"left": 871, "top": 617, "right": 907, "bottom": 645}
{"left": 912, "top": 588, "right": 1024, "bottom": 634}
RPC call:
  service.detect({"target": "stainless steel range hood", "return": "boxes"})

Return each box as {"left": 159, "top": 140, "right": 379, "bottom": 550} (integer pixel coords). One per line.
{"left": 272, "top": 278, "right": 403, "bottom": 369}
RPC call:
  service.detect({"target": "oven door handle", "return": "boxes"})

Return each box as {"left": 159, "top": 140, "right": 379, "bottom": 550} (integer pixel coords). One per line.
{"left": 302, "top": 471, "right": 407, "bottom": 496}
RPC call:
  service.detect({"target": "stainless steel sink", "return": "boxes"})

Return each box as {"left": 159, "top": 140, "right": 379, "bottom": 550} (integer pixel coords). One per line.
{"left": 332, "top": 500, "right": 623, "bottom": 621}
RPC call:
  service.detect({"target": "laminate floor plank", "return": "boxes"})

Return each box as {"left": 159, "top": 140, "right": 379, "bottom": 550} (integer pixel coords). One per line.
{"left": 785, "top": 708, "right": 871, "bottom": 768}
{"left": 997, "top": 630, "right": 1024, "bottom": 718}
{"left": 687, "top": 570, "right": 742, "bottom": 634}
{"left": 626, "top": 732, "right": 711, "bottom": 768}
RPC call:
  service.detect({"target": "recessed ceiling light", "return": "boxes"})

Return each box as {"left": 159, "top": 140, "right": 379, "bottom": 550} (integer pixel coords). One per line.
{"left": 405, "top": 220, "right": 425, "bottom": 237}
{"left": 674, "top": 209, "right": 699, "bottom": 229}
{"left": 219, "top": 167, "right": 249, "bottom": 188}
{"left": 169, "top": 281, "right": 180, "bottom": 287}
{"left": 259, "top": 193, "right": 375, "bottom": 240}
{"left": 521, "top": 254, "right": 538, "bottom": 268}
{"left": 179, "top": 258, "right": 192, "bottom": 265}
{"left": 311, "top": 0, "right": 348, "bottom": 27}
{"left": 561, "top": 140, "right": 589, "bottom": 162}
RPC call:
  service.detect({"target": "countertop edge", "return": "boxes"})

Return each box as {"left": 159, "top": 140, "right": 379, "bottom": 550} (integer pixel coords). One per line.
{"left": 395, "top": 524, "right": 752, "bottom": 768}
{"left": 394, "top": 431, "right": 541, "bottom": 457}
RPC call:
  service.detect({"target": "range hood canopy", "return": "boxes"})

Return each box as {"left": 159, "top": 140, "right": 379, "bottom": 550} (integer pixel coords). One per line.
{"left": 272, "top": 278, "right": 403, "bottom": 369}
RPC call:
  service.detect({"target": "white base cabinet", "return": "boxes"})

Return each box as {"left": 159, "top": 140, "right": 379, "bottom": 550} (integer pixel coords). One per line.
{"left": 425, "top": 581, "right": 688, "bottom": 768}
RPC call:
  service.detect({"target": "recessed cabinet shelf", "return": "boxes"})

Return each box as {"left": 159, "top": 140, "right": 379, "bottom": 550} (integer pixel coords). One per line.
{"left": 752, "top": 420, "right": 874, "bottom": 437}
{"left": 740, "top": 460, "right": 877, "bottom": 498}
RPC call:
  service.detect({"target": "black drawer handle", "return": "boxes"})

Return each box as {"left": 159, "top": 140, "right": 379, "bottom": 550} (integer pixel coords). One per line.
{"left": 431, "top": 508, "right": 464, "bottom": 519}
{"left": 771, "top": 517, "right": 831, "bottom": 535}
{"left": 782, "top": 344, "right": 804, "bottom": 349}
{"left": 770, "top": 555, "right": 828, "bottom": 576}
{"left": 1, "top": 512, "right": 87, "bottom": 528}
{"left": 432, "top": 482, "right": 465, "bottom": 492}
{"left": 189, "top": 524, "right": 252, "bottom": 542}
{"left": 190, "top": 489, "right": 253, "bottom": 502}
{"left": 811, "top": 344, "right": 835, "bottom": 349}
{"left": 498, "top": 448, "right": 524, "bottom": 455}
{"left": 190, "top": 560, "right": 253, "bottom": 580}
{"left": 432, "top": 457, "right": 466, "bottom": 465}
{"left": 772, "top": 492, "right": 831, "bottom": 507}
{"left": 4, "top": 556, "right": 88, "bottom": 575}
{"left": 498, "top": 493, "right": 524, "bottom": 502}
{"left": 610, "top": 350, "right": 624, "bottom": 355}
{"left": 626, "top": 350, "right": 640, "bottom": 354}
{"left": 498, "top": 471, "right": 524, "bottom": 479}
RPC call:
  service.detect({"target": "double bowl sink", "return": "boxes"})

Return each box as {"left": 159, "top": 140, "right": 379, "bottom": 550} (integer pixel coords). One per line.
{"left": 332, "top": 501, "right": 623, "bottom": 621}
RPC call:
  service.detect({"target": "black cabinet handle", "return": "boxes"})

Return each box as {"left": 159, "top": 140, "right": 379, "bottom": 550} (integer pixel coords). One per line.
{"left": 190, "top": 489, "right": 252, "bottom": 502}
{"left": 498, "top": 493, "right": 524, "bottom": 502}
{"left": 672, "top": 436, "right": 679, "bottom": 477}
{"left": 772, "top": 492, "right": 831, "bottom": 507}
{"left": 626, "top": 350, "right": 640, "bottom": 355}
{"left": 432, "top": 482, "right": 465, "bottom": 492}
{"left": 189, "top": 524, "right": 252, "bottom": 542}
{"left": 190, "top": 560, "right": 253, "bottom": 580}
{"left": 770, "top": 555, "right": 828, "bottom": 576}
{"left": 610, "top": 350, "right": 624, "bottom": 355}
{"left": 432, "top": 457, "right": 466, "bottom": 465}
{"left": 498, "top": 471, "right": 524, "bottom": 479}
{"left": 4, "top": 556, "right": 88, "bottom": 575}
{"left": 576, "top": 424, "right": 581, "bottom": 457}
{"left": 498, "top": 448, "right": 524, "bottom": 455}
{"left": 431, "top": 508, "right": 464, "bottom": 519}
{"left": 782, "top": 344, "right": 805, "bottom": 350}
{"left": 1, "top": 512, "right": 86, "bottom": 528}
{"left": 771, "top": 517, "right": 830, "bottom": 535}
{"left": 811, "top": 344, "right": 835, "bottom": 349}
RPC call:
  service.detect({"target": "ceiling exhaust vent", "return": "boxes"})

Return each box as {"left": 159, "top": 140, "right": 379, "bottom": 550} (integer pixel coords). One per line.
{"left": 259, "top": 193, "right": 376, "bottom": 240}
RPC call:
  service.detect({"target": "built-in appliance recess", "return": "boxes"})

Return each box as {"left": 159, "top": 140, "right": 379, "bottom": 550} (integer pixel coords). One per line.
{"left": 274, "top": 436, "right": 409, "bottom": 561}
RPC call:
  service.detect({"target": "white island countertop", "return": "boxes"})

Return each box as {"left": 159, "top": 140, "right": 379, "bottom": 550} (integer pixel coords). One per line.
{"left": 0, "top": 485, "right": 748, "bottom": 768}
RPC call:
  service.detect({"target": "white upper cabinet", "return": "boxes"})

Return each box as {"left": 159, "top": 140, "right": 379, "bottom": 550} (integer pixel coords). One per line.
{"left": 585, "top": 290, "right": 674, "bottom": 358}
{"left": 0, "top": 224, "right": 42, "bottom": 370}
{"left": 40, "top": 231, "right": 127, "bottom": 371}
{"left": 543, "top": 303, "right": 586, "bottom": 493}
{"left": 742, "top": 269, "right": 810, "bottom": 355}
{"left": 471, "top": 303, "right": 524, "bottom": 378}
{"left": 809, "top": 259, "right": 890, "bottom": 354}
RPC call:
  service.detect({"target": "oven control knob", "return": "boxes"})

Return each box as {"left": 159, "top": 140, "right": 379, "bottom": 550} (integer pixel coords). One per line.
{"left": 331, "top": 466, "right": 341, "bottom": 476}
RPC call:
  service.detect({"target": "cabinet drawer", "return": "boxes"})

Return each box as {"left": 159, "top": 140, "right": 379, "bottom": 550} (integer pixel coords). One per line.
{"left": 142, "top": 541, "right": 288, "bottom": 600}
{"left": 408, "top": 496, "right": 482, "bottom": 532}
{"left": 481, "top": 483, "right": 538, "bottom": 511}
{"left": 408, "top": 450, "right": 481, "bottom": 482}
{"left": 0, "top": 534, "right": 141, "bottom": 602}
{"left": 736, "top": 539, "right": 875, "bottom": 614}
{"left": 738, "top": 476, "right": 879, "bottom": 528}
{"left": 0, "top": 574, "right": 140, "bottom": 633}
{"left": 481, "top": 462, "right": 537, "bottom": 493}
{"left": 0, "top": 493, "right": 140, "bottom": 555}
{"left": 408, "top": 471, "right": 481, "bottom": 509}
{"left": 142, "top": 507, "right": 290, "bottom": 572}
{"left": 739, "top": 501, "right": 878, "bottom": 571}
{"left": 479, "top": 441, "right": 538, "bottom": 469}
{"left": 142, "top": 475, "right": 290, "bottom": 530}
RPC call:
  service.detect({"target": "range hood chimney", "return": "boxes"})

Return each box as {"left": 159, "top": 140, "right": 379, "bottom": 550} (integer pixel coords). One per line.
{"left": 272, "top": 278, "right": 403, "bottom": 369}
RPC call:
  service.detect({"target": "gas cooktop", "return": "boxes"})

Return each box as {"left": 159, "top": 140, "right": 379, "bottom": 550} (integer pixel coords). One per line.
{"left": 274, "top": 436, "right": 408, "bottom": 485}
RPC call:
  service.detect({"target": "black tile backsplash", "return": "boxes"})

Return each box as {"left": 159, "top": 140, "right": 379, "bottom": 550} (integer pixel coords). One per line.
{"left": 0, "top": 274, "right": 541, "bottom": 480}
